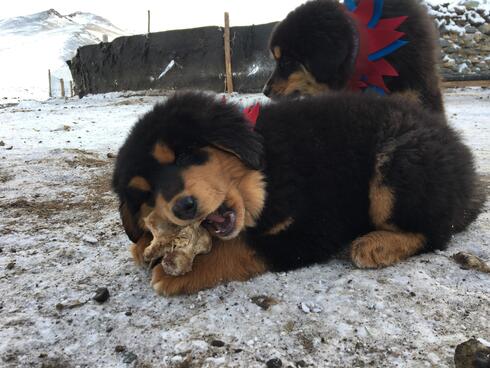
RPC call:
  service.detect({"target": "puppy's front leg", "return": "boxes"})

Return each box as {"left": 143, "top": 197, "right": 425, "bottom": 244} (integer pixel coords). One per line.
{"left": 130, "top": 233, "right": 153, "bottom": 266}
{"left": 151, "top": 237, "right": 267, "bottom": 295}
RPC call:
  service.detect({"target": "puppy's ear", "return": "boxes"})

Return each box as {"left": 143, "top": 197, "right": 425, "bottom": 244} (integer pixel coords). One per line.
{"left": 304, "top": 41, "right": 354, "bottom": 90}
{"left": 119, "top": 201, "right": 144, "bottom": 243}
{"left": 207, "top": 127, "right": 264, "bottom": 170}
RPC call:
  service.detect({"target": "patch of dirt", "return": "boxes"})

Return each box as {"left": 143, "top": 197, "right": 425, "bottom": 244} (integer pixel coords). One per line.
{"left": 480, "top": 174, "right": 490, "bottom": 196}
{"left": 0, "top": 171, "right": 14, "bottom": 183}
{"left": 62, "top": 149, "right": 109, "bottom": 168}
{"left": 0, "top": 169, "right": 115, "bottom": 221}
{"left": 113, "top": 98, "right": 146, "bottom": 106}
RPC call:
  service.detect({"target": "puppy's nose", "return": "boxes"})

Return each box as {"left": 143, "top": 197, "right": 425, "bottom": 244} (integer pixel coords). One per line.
{"left": 172, "top": 196, "right": 198, "bottom": 220}
{"left": 262, "top": 82, "right": 272, "bottom": 97}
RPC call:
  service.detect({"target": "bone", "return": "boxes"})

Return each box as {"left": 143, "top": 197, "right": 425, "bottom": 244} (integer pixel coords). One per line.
{"left": 143, "top": 211, "right": 212, "bottom": 276}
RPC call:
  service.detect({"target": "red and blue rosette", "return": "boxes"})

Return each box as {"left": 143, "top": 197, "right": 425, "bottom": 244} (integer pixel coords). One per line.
{"left": 344, "top": 0, "right": 409, "bottom": 94}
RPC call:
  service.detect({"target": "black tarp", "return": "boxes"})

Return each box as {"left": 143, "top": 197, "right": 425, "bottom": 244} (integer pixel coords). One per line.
{"left": 68, "top": 23, "right": 277, "bottom": 97}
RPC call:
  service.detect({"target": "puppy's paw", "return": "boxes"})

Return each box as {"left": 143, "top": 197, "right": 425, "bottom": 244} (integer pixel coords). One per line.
{"left": 350, "top": 236, "right": 387, "bottom": 269}
{"left": 149, "top": 239, "right": 267, "bottom": 296}
{"left": 130, "top": 233, "right": 153, "bottom": 267}
{"left": 151, "top": 264, "right": 200, "bottom": 295}
{"left": 350, "top": 231, "right": 425, "bottom": 269}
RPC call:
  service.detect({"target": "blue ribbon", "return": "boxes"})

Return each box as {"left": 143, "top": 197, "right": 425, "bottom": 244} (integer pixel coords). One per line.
{"left": 368, "top": 39, "right": 409, "bottom": 61}
{"left": 344, "top": 0, "right": 384, "bottom": 27}
{"left": 368, "top": 0, "right": 384, "bottom": 28}
{"left": 344, "top": 0, "right": 357, "bottom": 11}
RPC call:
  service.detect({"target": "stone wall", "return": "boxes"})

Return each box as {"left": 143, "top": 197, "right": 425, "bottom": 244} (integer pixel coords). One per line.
{"left": 430, "top": 2, "right": 490, "bottom": 79}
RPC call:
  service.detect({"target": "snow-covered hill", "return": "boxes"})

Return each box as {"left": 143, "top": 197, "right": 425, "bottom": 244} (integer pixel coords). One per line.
{"left": 0, "top": 9, "right": 128, "bottom": 102}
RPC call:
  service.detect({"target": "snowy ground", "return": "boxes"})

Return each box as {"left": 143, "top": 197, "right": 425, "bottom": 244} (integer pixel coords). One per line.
{"left": 0, "top": 89, "right": 488, "bottom": 368}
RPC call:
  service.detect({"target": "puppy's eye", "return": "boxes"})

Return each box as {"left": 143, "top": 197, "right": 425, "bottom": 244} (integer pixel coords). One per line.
{"left": 279, "top": 58, "right": 299, "bottom": 71}
{"left": 175, "top": 149, "right": 208, "bottom": 167}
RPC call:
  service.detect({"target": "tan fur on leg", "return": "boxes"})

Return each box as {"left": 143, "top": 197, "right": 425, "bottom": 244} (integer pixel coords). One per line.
{"left": 351, "top": 230, "right": 425, "bottom": 268}
{"left": 151, "top": 237, "right": 267, "bottom": 295}
{"left": 130, "top": 233, "right": 153, "bottom": 266}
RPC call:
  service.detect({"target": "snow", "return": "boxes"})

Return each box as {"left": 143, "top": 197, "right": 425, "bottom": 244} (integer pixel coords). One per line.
{"left": 158, "top": 60, "right": 176, "bottom": 80}
{"left": 0, "top": 10, "right": 127, "bottom": 103}
{"left": 247, "top": 65, "right": 261, "bottom": 77}
{"left": 0, "top": 88, "right": 488, "bottom": 367}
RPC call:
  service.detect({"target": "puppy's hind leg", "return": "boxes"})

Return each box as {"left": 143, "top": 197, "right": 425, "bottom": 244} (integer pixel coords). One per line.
{"left": 351, "top": 230, "right": 426, "bottom": 269}
{"left": 351, "top": 150, "right": 426, "bottom": 268}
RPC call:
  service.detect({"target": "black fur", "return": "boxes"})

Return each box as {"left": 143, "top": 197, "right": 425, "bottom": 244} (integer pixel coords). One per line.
{"left": 112, "top": 92, "right": 263, "bottom": 241}
{"left": 265, "top": 0, "right": 444, "bottom": 113}
{"left": 113, "top": 92, "right": 484, "bottom": 272}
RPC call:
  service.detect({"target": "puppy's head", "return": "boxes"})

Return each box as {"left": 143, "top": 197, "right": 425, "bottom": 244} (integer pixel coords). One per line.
{"left": 112, "top": 92, "right": 266, "bottom": 244}
{"left": 263, "top": 0, "right": 357, "bottom": 99}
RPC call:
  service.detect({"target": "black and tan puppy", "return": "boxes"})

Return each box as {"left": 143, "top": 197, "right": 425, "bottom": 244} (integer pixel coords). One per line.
{"left": 264, "top": 0, "right": 444, "bottom": 113}
{"left": 113, "top": 92, "right": 484, "bottom": 295}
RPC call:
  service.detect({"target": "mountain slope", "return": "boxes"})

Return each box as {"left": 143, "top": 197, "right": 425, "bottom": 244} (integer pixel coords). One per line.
{"left": 0, "top": 9, "right": 128, "bottom": 102}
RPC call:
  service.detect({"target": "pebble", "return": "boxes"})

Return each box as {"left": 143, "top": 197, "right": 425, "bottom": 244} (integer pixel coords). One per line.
{"left": 93, "top": 287, "right": 110, "bottom": 303}
{"left": 455, "top": 338, "right": 490, "bottom": 368}
{"left": 211, "top": 340, "right": 225, "bottom": 347}
{"left": 299, "top": 302, "right": 322, "bottom": 314}
{"left": 115, "top": 345, "right": 126, "bottom": 353}
{"left": 251, "top": 295, "right": 278, "bottom": 310}
{"left": 82, "top": 235, "right": 98, "bottom": 244}
{"left": 122, "top": 352, "right": 137, "bottom": 364}
{"left": 266, "top": 358, "right": 282, "bottom": 368}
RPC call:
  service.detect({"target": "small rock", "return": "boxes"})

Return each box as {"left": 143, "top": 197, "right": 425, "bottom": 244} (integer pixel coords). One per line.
{"left": 266, "top": 358, "right": 283, "bottom": 368}
{"left": 299, "top": 302, "right": 322, "bottom": 314}
{"left": 211, "top": 340, "right": 225, "bottom": 347}
{"left": 122, "top": 352, "right": 137, "bottom": 364}
{"left": 82, "top": 235, "right": 98, "bottom": 244}
{"left": 452, "top": 252, "right": 490, "bottom": 273}
{"left": 439, "top": 39, "right": 451, "bottom": 48}
{"left": 5, "top": 146, "right": 13, "bottom": 150}
{"left": 0, "top": 141, "right": 4, "bottom": 146}
{"left": 115, "top": 345, "right": 126, "bottom": 353}
{"left": 296, "top": 361, "right": 307, "bottom": 367}
{"left": 93, "top": 287, "right": 110, "bottom": 303}
{"left": 125, "top": 310, "right": 132, "bottom": 316}
{"left": 479, "top": 24, "right": 490, "bottom": 35}
{"left": 251, "top": 295, "right": 278, "bottom": 310}
{"left": 6, "top": 261, "right": 15, "bottom": 270}
{"left": 454, "top": 338, "right": 490, "bottom": 368}
{"left": 107, "top": 152, "right": 117, "bottom": 158}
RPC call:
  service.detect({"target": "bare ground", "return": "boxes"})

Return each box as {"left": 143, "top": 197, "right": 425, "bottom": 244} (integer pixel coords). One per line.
{"left": 0, "top": 90, "right": 488, "bottom": 368}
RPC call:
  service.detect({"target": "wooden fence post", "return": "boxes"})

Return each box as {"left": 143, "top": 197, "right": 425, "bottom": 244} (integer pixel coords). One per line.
{"left": 224, "top": 12, "right": 233, "bottom": 94}
{"left": 60, "top": 79, "right": 65, "bottom": 98}
{"left": 70, "top": 81, "right": 74, "bottom": 97}
{"left": 148, "top": 10, "right": 151, "bottom": 34}
{"left": 48, "top": 69, "right": 52, "bottom": 98}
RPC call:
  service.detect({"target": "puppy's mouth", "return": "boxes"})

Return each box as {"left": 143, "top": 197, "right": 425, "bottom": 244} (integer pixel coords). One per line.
{"left": 201, "top": 203, "right": 236, "bottom": 238}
